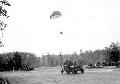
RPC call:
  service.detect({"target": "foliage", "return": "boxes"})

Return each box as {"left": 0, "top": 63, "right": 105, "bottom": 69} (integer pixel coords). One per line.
{"left": 41, "top": 49, "right": 106, "bottom": 67}
{"left": 41, "top": 43, "right": 120, "bottom": 67}
{"left": 0, "top": 51, "right": 41, "bottom": 72}
{"left": 0, "top": 0, "right": 11, "bottom": 47}
{"left": 104, "top": 42, "right": 120, "bottom": 64}
{"left": 13, "top": 52, "right": 22, "bottom": 70}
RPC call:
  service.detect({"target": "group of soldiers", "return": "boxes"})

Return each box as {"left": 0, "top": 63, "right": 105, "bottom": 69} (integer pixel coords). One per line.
{"left": 62, "top": 60, "right": 79, "bottom": 67}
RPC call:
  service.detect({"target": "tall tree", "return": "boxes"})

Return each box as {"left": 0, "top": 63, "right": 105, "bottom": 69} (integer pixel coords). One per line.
{"left": 58, "top": 52, "right": 63, "bottom": 66}
{"left": 104, "top": 42, "right": 120, "bottom": 64}
{"left": 13, "top": 52, "right": 22, "bottom": 70}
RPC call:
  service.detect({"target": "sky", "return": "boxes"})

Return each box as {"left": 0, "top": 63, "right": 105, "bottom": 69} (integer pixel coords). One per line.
{"left": 1, "top": 0, "right": 120, "bottom": 56}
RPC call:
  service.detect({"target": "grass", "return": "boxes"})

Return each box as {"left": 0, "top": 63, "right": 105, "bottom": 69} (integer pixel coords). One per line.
{"left": 1, "top": 67, "right": 120, "bottom": 84}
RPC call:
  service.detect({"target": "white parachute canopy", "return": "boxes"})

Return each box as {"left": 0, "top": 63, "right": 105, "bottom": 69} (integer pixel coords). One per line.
{"left": 50, "top": 11, "right": 62, "bottom": 19}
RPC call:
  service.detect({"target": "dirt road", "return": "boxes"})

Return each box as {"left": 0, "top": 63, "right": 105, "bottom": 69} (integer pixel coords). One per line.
{"left": 1, "top": 67, "right": 120, "bottom": 84}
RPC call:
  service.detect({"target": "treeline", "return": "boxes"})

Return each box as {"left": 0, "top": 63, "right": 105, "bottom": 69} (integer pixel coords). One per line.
{"left": 41, "top": 42, "right": 120, "bottom": 67}
{"left": 0, "top": 51, "right": 41, "bottom": 71}
{"left": 41, "top": 50, "right": 105, "bottom": 67}
{"left": 0, "top": 42, "right": 120, "bottom": 71}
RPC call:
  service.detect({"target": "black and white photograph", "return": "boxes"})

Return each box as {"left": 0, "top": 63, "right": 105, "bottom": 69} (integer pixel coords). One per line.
{"left": 0, "top": 0, "right": 120, "bottom": 84}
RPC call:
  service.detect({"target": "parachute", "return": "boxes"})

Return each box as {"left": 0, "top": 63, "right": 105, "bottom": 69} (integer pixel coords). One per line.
{"left": 50, "top": 11, "right": 62, "bottom": 19}
{"left": 50, "top": 11, "right": 63, "bottom": 35}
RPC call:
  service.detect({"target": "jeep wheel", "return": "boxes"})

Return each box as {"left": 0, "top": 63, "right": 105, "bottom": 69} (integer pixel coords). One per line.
{"left": 81, "top": 68, "right": 84, "bottom": 73}
{"left": 66, "top": 70, "right": 70, "bottom": 74}
{"left": 75, "top": 71, "right": 77, "bottom": 74}
{"left": 61, "top": 69, "right": 64, "bottom": 74}
{"left": 72, "top": 69, "right": 76, "bottom": 74}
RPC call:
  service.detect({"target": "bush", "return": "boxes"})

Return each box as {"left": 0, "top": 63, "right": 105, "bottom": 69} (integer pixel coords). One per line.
{"left": 20, "top": 64, "right": 34, "bottom": 71}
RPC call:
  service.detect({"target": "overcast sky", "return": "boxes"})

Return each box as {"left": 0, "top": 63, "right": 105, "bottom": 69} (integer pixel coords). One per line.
{"left": 1, "top": 0, "right": 120, "bottom": 56}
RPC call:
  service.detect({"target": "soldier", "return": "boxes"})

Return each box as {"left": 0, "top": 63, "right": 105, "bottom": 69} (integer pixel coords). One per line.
{"left": 73, "top": 62, "right": 77, "bottom": 67}
{"left": 61, "top": 64, "right": 64, "bottom": 74}
{"left": 68, "top": 61, "right": 73, "bottom": 66}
